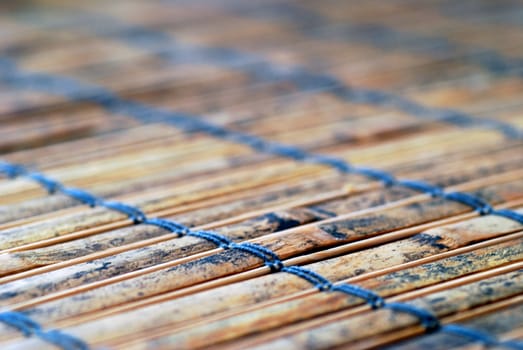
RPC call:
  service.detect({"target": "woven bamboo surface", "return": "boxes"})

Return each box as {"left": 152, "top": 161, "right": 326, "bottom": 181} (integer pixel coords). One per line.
{"left": 0, "top": 0, "right": 522, "bottom": 349}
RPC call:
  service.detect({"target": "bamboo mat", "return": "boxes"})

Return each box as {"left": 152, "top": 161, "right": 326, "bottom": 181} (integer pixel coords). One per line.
{"left": 0, "top": 0, "right": 522, "bottom": 349}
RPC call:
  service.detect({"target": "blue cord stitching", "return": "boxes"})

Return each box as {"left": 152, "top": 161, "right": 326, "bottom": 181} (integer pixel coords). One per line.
{"left": 330, "top": 284, "right": 385, "bottom": 309}
{"left": 443, "top": 192, "right": 494, "bottom": 215}
{"left": 27, "top": 172, "right": 64, "bottom": 194}
{"left": 352, "top": 166, "right": 397, "bottom": 187}
{"left": 0, "top": 311, "right": 88, "bottom": 350}
{"left": 281, "top": 266, "right": 333, "bottom": 291}
{"left": 143, "top": 217, "right": 190, "bottom": 236}
{"left": 384, "top": 302, "right": 441, "bottom": 332}
{"left": 60, "top": 188, "right": 100, "bottom": 207}
{"left": 99, "top": 201, "right": 147, "bottom": 224}
{"left": 442, "top": 324, "right": 523, "bottom": 350}
{"left": 0, "top": 160, "right": 28, "bottom": 178}
{"left": 187, "top": 230, "right": 233, "bottom": 248}
{"left": 0, "top": 311, "right": 42, "bottom": 336}
{"left": 229, "top": 242, "right": 284, "bottom": 272}
{"left": 491, "top": 209, "right": 523, "bottom": 225}
{"left": 396, "top": 179, "right": 444, "bottom": 197}
{"left": 37, "top": 329, "right": 89, "bottom": 350}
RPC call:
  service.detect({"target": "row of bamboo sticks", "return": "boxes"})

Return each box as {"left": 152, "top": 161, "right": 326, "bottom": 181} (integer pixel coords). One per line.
{"left": 1, "top": 0, "right": 523, "bottom": 349}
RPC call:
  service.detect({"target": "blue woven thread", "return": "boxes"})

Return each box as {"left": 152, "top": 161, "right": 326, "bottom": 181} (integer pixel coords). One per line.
{"left": 0, "top": 19, "right": 521, "bottom": 350}
{"left": 352, "top": 166, "right": 397, "bottom": 187}
{"left": 143, "top": 218, "right": 285, "bottom": 271}
{"left": 0, "top": 311, "right": 88, "bottom": 350}
{"left": 0, "top": 160, "right": 28, "bottom": 178}
{"left": 187, "top": 230, "right": 233, "bottom": 248}
{"left": 100, "top": 201, "right": 147, "bottom": 224}
{"left": 305, "top": 154, "right": 352, "bottom": 172}
{"left": 443, "top": 192, "right": 494, "bottom": 215}
{"left": 281, "top": 266, "right": 333, "bottom": 291}
{"left": 384, "top": 302, "right": 441, "bottom": 332}
{"left": 144, "top": 214, "right": 289, "bottom": 271}
{"left": 143, "top": 217, "right": 191, "bottom": 236}
{"left": 37, "top": 329, "right": 89, "bottom": 350}
{"left": 1, "top": 163, "right": 520, "bottom": 348}
{"left": 230, "top": 242, "right": 284, "bottom": 272}
{"left": 0, "top": 311, "right": 41, "bottom": 336}
{"left": 442, "top": 324, "right": 523, "bottom": 350}
{"left": 27, "top": 172, "right": 63, "bottom": 194}
{"left": 60, "top": 188, "right": 100, "bottom": 207}
{"left": 491, "top": 209, "right": 523, "bottom": 225}
{"left": 330, "top": 284, "right": 385, "bottom": 309}
{"left": 396, "top": 179, "right": 444, "bottom": 197}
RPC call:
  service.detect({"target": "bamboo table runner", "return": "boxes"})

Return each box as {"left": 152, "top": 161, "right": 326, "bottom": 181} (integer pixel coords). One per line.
{"left": 0, "top": 0, "right": 522, "bottom": 349}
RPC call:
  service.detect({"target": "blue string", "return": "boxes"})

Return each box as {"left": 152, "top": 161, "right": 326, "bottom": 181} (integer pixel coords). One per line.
{"left": 491, "top": 209, "right": 523, "bottom": 225}
{"left": 187, "top": 230, "right": 233, "bottom": 248}
{"left": 0, "top": 160, "right": 28, "bottom": 178}
{"left": 37, "top": 329, "right": 89, "bottom": 350}
{"left": 443, "top": 192, "right": 494, "bottom": 215}
{"left": 0, "top": 311, "right": 42, "bottom": 336}
{"left": 281, "top": 266, "right": 333, "bottom": 291}
{"left": 60, "top": 188, "right": 100, "bottom": 207}
{"left": 442, "top": 324, "right": 523, "bottom": 350}
{"left": 230, "top": 242, "right": 284, "bottom": 272}
{"left": 305, "top": 154, "right": 352, "bottom": 172}
{"left": 143, "top": 217, "right": 190, "bottom": 236}
{"left": 330, "top": 284, "right": 385, "bottom": 309}
{"left": 396, "top": 179, "right": 444, "bottom": 197}
{"left": 100, "top": 201, "right": 147, "bottom": 224}
{"left": 0, "top": 311, "right": 88, "bottom": 350}
{"left": 384, "top": 302, "right": 441, "bottom": 332}
{"left": 352, "top": 166, "right": 397, "bottom": 187}
{"left": 27, "top": 172, "right": 63, "bottom": 194}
